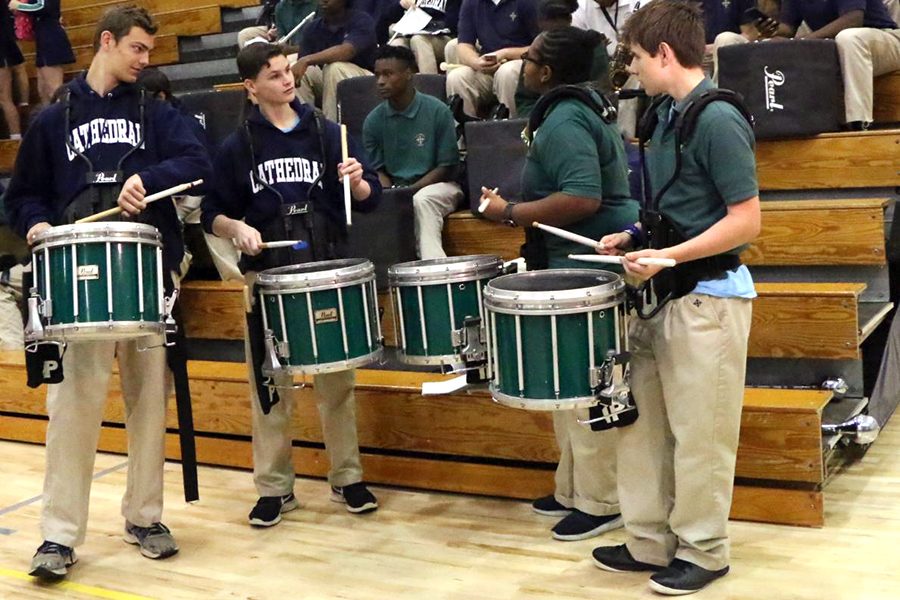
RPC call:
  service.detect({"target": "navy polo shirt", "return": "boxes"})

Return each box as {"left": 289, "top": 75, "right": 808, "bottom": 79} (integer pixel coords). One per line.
{"left": 781, "top": 0, "right": 897, "bottom": 31}
{"left": 701, "top": 0, "right": 756, "bottom": 44}
{"left": 457, "top": 0, "right": 539, "bottom": 54}
{"left": 299, "top": 9, "right": 378, "bottom": 71}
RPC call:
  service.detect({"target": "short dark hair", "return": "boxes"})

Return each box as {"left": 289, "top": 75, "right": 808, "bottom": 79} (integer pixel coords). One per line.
{"left": 136, "top": 67, "right": 172, "bottom": 99}
{"left": 537, "top": 26, "right": 606, "bottom": 85}
{"left": 537, "top": 0, "right": 578, "bottom": 23}
{"left": 237, "top": 42, "right": 288, "bottom": 80}
{"left": 93, "top": 6, "right": 158, "bottom": 52}
{"left": 621, "top": 0, "right": 705, "bottom": 68}
{"left": 374, "top": 45, "right": 417, "bottom": 72}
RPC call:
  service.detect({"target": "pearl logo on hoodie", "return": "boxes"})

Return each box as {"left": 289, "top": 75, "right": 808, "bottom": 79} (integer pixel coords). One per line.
{"left": 249, "top": 157, "right": 324, "bottom": 194}
{"left": 66, "top": 118, "right": 144, "bottom": 161}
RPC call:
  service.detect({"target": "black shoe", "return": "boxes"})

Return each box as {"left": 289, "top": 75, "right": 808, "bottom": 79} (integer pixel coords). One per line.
{"left": 648, "top": 558, "right": 729, "bottom": 595}
{"left": 248, "top": 493, "right": 299, "bottom": 527}
{"left": 29, "top": 541, "right": 77, "bottom": 580}
{"left": 531, "top": 495, "right": 572, "bottom": 517}
{"left": 592, "top": 544, "right": 664, "bottom": 573}
{"left": 551, "top": 510, "right": 623, "bottom": 541}
{"left": 331, "top": 482, "right": 378, "bottom": 514}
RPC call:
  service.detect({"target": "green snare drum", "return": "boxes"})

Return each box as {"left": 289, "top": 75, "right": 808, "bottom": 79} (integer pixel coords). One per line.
{"left": 388, "top": 255, "right": 503, "bottom": 368}
{"left": 28, "top": 222, "right": 164, "bottom": 341}
{"left": 484, "top": 269, "right": 628, "bottom": 411}
{"left": 256, "top": 258, "right": 382, "bottom": 376}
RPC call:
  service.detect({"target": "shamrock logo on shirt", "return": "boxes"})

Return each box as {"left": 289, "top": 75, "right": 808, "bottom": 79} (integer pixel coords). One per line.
{"left": 510, "top": 11, "right": 517, "bottom": 21}
{"left": 415, "top": 133, "right": 426, "bottom": 147}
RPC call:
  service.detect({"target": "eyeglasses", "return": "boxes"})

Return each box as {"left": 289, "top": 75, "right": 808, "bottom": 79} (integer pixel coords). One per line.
{"left": 520, "top": 51, "right": 544, "bottom": 65}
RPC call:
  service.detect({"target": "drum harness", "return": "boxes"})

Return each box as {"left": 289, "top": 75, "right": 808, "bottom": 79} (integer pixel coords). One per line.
{"left": 631, "top": 88, "right": 754, "bottom": 319}
{"left": 242, "top": 109, "right": 347, "bottom": 414}
{"left": 24, "top": 86, "right": 199, "bottom": 502}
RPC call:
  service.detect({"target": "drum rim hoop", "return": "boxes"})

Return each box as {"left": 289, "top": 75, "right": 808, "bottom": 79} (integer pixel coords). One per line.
{"left": 33, "top": 222, "right": 162, "bottom": 246}
{"left": 257, "top": 258, "right": 374, "bottom": 289}
{"left": 490, "top": 387, "right": 600, "bottom": 411}
{"left": 388, "top": 254, "right": 503, "bottom": 284}
{"left": 30, "top": 321, "right": 165, "bottom": 342}
{"left": 484, "top": 269, "right": 625, "bottom": 311}
{"left": 262, "top": 346, "right": 382, "bottom": 376}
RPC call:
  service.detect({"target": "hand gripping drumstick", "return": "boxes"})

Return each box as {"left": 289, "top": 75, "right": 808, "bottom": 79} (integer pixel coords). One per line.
{"left": 568, "top": 254, "right": 677, "bottom": 268}
{"left": 259, "top": 240, "right": 309, "bottom": 250}
{"left": 75, "top": 179, "right": 205, "bottom": 224}
{"left": 340, "top": 124, "right": 352, "bottom": 226}
{"left": 477, "top": 188, "right": 499, "bottom": 213}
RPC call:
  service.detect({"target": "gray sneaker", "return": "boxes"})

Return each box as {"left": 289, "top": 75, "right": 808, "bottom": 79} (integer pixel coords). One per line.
{"left": 123, "top": 522, "right": 179, "bottom": 559}
{"left": 29, "top": 541, "right": 77, "bottom": 580}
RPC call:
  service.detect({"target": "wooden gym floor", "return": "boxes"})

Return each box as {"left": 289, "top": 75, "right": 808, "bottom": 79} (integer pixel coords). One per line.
{"left": 0, "top": 418, "right": 897, "bottom": 600}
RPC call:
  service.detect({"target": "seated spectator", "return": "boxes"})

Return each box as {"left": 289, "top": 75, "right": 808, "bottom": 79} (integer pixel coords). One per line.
{"left": 238, "top": 0, "right": 317, "bottom": 48}
{"left": 572, "top": 0, "right": 639, "bottom": 56}
{"left": 292, "top": 0, "right": 378, "bottom": 120}
{"left": 711, "top": 0, "right": 781, "bottom": 82}
{"left": 136, "top": 68, "right": 242, "bottom": 282}
{"left": 446, "top": 0, "right": 540, "bottom": 117}
{"left": 516, "top": 0, "right": 609, "bottom": 117}
{"left": 777, "top": 0, "right": 899, "bottom": 128}
{"left": 9, "top": 0, "right": 75, "bottom": 105}
{"left": 389, "top": 0, "right": 461, "bottom": 74}
{"left": 363, "top": 45, "right": 462, "bottom": 259}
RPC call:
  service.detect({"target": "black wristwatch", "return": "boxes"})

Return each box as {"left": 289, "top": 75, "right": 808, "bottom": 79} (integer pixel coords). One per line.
{"left": 502, "top": 202, "right": 518, "bottom": 227}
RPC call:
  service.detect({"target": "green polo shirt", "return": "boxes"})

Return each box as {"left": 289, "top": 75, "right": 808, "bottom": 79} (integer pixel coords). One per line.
{"left": 520, "top": 95, "right": 638, "bottom": 269}
{"left": 646, "top": 78, "right": 758, "bottom": 252}
{"left": 362, "top": 91, "right": 459, "bottom": 187}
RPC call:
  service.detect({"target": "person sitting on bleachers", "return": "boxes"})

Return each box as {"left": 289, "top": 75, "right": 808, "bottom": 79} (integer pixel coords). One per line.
{"left": 238, "top": 0, "right": 317, "bottom": 48}
{"left": 773, "top": 0, "right": 900, "bottom": 129}
{"left": 292, "top": 0, "right": 378, "bottom": 120}
{"left": 446, "top": 0, "right": 540, "bottom": 117}
{"left": 388, "top": 0, "right": 461, "bottom": 74}
{"left": 363, "top": 45, "right": 462, "bottom": 259}
{"left": 711, "top": 0, "right": 781, "bottom": 83}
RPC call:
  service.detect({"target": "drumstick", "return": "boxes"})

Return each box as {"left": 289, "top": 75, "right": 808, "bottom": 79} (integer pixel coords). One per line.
{"left": 477, "top": 187, "right": 499, "bottom": 213}
{"left": 340, "top": 124, "right": 352, "bottom": 227}
{"left": 532, "top": 221, "right": 600, "bottom": 250}
{"left": 277, "top": 11, "right": 315, "bottom": 44}
{"left": 75, "top": 179, "right": 204, "bottom": 224}
{"left": 259, "top": 240, "right": 309, "bottom": 250}
{"left": 568, "top": 254, "right": 677, "bottom": 267}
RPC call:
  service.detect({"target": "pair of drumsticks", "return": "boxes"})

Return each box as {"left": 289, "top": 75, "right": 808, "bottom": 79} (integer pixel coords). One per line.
{"left": 73, "top": 179, "right": 309, "bottom": 251}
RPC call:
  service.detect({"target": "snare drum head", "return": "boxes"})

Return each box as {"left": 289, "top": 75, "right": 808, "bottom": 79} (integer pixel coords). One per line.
{"left": 33, "top": 222, "right": 162, "bottom": 247}
{"left": 388, "top": 254, "right": 502, "bottom": 285}
{"left": 484, "top": 269, "right": 624, "bottom": 313}
{"left": 257, "top": 258, "right": 374, "bottom": 291}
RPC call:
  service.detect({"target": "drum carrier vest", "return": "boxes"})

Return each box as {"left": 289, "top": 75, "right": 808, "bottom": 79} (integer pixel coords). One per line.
{"left": 633, "top": 88, "right": 754, "bottom": 318}
{"left": 519, "top": 84, "right": 617, "bottom": 270}
{"left": 240, "top": 109, "right": 346, "bottom": 274}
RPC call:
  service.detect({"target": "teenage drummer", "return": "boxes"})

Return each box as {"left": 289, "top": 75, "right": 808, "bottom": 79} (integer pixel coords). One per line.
{"left": 201, "top": 42, "right": 382, "bottom": 526}
{"left": 480, "top": 26, "right": 638, "bottom": 541}
{"left": 3, "top": 7, "right": 211, "bottom": 580}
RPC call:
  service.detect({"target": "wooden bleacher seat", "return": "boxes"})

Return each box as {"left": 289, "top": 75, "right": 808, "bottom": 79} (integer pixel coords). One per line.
{"left": 22, "top": 35, "right": 180, "bottom": 79}
{"left": 0, "top": 139, "right": 19, "bottom": 175}
{"left": 873, "top": 70, "right": 900, "bottom": 125}
{"left": 60, "top": 0, "right": 258, "bottom": 28}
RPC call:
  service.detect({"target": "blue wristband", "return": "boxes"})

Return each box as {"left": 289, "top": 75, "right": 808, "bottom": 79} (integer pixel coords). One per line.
{"left": 623, "top": 224, "right": 645, "bottom": 246}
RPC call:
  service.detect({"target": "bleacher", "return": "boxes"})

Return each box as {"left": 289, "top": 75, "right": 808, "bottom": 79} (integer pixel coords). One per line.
{"left": 1, "top": 0, "right": 899, "bottom": 529}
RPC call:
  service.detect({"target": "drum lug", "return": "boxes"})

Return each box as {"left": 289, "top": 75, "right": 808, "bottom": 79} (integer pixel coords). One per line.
{"left": 24, "top": 295, "right": 46, "bottom": 341}
{"left": 455, "top": 317, "right": 487, "bottom": 364}
{"left": 263, "top": 329, "right": 287, "bottom": 372}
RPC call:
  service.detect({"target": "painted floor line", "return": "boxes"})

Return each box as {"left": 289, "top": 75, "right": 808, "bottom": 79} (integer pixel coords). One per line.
{"left": 0, "top": 566, "right": 155, "bottom": 600}
{"left": 0, "top": 462, "right": 128, "bottom": 518}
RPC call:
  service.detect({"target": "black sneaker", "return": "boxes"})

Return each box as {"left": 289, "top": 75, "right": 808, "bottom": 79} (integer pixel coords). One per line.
{"left": 248, "top": 493, "right": 299, "bottom": 527}
{"left": 592, "top": 544, "right": 664, "bottom": 573}
{"left": 648, "top": 558, "right": 730, "bottom": 595}
{"left": 29, "top": 541, "right": 77, "bottom": 580}
{"left": 123, "top": 522, "right": 179, "bottom": 559}
{"left": 331, "top": 482, "right": 378, "bottom": 514}
{"left": 551, "top": 510, "right": 623, "bottom": 541}
{"left": 531, "top": 494, "right": 572, "bottom": 517}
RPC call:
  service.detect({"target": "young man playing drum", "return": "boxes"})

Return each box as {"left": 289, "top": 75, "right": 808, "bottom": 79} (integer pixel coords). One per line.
{"left": 3, "top": 6, "right": 211, "bottom": 580}
{"left": 201, "top": 42, "right": 382, "bottom": 526}
{"left": 591, "top": 0, "right": 760, "bottom": 594}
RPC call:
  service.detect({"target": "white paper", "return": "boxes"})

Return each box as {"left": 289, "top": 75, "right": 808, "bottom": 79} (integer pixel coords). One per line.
{"left": 392, "top": 7, "right": 433, "bottom": 35}
{"left": 421, "top": 374, "right": 468, "bottom": 395}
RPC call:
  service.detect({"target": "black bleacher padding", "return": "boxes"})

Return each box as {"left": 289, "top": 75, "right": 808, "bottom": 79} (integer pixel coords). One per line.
{"left": 177, "top": 89, "right": 249, "bottom": 147}
{"left": 347, "top": 187, "right": 417, "bottom": 289}
{"left": 463, "top": 118, "right": 527, "bottom": 211}
{"left": 337, "top": 74, "right": 449, "bottom": 141}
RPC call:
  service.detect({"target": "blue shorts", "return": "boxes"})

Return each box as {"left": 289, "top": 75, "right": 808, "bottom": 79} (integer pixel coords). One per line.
{"left": 34, "top": 17, "right": 75, "bottom": 68}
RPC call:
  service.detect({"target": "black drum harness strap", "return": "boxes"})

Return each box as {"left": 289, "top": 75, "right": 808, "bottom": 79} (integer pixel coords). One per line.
{"left": 632, "top": 88, "right": 754, "bottom": 319}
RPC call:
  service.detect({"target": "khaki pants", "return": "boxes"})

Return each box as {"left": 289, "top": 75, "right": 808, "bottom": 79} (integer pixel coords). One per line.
{"left": 617, "top": 294, "right": 752, "bottom": 571}
{"left": 296, "top": 63, "right": 374, "bottom": 122}
{"left": 413, "top": 181, "right": 464, "bottom": 260}
{"left": 711, "top": 31, "right": 748, "bottom": 85}
{"left": 445, "top": 59, "right": 523, "bottom": 118}
{"left": 836, "top": 27, "right": 900, "bottom": 123}
{"left": 552, "top": 410, "right": 619, "bottom": 516}
{"left": 0, "top": 265, "right": 23, "bottom": 349}
{"left": 389, "top": 33, "right": 451, "bottom": 74}
{"left": 174, "top": 196, "right": 242, "bottom": 283}
{"left": 244, "top": 273, "right": 363, "bottom": 496}
{"left": 42, "top": 335, "right": 169, "bottom": 548}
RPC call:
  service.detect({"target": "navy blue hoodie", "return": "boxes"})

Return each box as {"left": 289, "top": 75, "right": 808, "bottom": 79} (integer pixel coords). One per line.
{"left": 201, "top": 99, "right": 381, "bottom": 239}
{"left": 4, "top": 75, "right": 213, "bottom": 272}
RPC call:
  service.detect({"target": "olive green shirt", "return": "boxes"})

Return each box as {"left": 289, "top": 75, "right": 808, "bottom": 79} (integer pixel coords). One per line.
{"left": 520, "top": 95, "right": 638, "bottom": 269}
{"left": 646, "top": 78, "right": 758, "bottom": 253}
